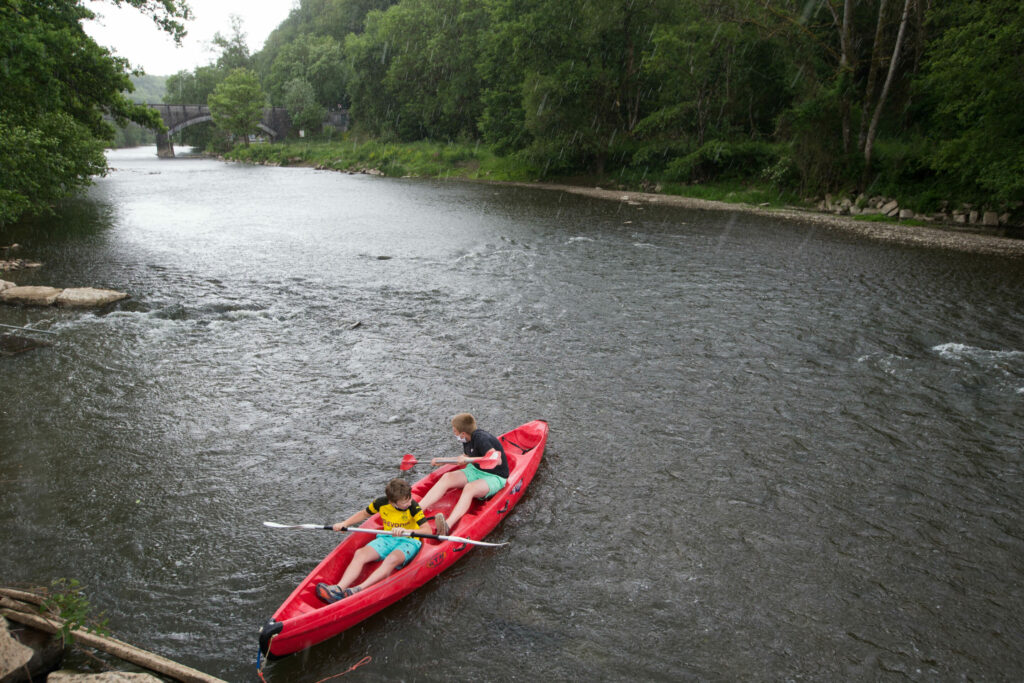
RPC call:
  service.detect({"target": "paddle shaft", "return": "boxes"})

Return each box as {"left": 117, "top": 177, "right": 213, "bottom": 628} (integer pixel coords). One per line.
{"left": 400, "top": 453, "right": 501, "bottom": 470}
{"left": 0, "top": 323, "right": 57, "bottom": 335}
{"left": 340, "top": 525, "right": 507, "bottom": 547}
{"left": 262, "top": 521, "right": 506, "bottom": 547}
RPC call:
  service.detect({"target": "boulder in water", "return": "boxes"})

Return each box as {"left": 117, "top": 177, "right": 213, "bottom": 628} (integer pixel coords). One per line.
{"left": 0, "top": 286, "right": 62, "bottom": 306}
{"left": 56, "top": 287, "right": 129, "bottom": 308}
{"left": 0, "top": 285, "right": 128, "bottom": 308}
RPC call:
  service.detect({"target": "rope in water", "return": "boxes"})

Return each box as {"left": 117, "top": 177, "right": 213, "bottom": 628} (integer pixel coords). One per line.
{"left": 314, "top": 656, "right": 373, "bottom": 682}
{"left": 257, "top": 634, "right": 372, "bottom": 682}
{"left": 256, "top": 635, "right": 274, "bottom": 683}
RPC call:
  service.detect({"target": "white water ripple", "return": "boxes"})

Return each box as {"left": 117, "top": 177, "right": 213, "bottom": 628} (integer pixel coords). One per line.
{"left": 933, "top": 342, "right": 1024, "bottom": 360}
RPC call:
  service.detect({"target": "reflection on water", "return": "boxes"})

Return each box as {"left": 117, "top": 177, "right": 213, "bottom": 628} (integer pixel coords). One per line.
{"left": 2, "top": 197, "right": 116, "bottom": 246}
{"left": 2, "top": 148, "right": 1023, "bottom": 682}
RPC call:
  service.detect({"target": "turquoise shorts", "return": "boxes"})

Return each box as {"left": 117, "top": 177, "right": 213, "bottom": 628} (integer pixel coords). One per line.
{"left": 368, "top": 535, "right": 421, "bottom": 565}
{"left": 465, "top": 463, "right": 507, "bottom": 498}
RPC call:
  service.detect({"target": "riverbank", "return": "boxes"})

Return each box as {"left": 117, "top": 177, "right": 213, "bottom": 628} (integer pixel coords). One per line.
{"left": 499, "top": 182, "right": 1024, "bottom": 257}
{"left": 223, "top": 141, "right": 1024, "bottom": 258}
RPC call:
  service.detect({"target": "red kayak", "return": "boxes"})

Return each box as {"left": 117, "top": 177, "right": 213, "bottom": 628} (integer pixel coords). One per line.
{"left": 259, "top": 419, "right": 548, "bottom": 658}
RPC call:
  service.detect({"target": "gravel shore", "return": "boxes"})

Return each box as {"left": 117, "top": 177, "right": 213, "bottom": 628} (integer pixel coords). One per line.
{"left": 502, "top": 181, "right": 1024, "bottom": 258}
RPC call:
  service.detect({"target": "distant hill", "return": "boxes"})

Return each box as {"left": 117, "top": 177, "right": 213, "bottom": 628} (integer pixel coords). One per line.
{"left": 127, "top": 74, "right": 167, "bottom": 104}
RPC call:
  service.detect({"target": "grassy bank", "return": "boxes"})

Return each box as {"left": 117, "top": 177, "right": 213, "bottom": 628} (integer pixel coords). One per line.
{"left": 225, "top": 139, "right": 538, "bottom": 182}
{"left": 220, "top": 137, "right": 1024, "bottom": 251}
{"left": 224, "top": 138, "right": 804, "bottom": 209}
{"left": 223, "top": 139, "right": 1024, "bottom": 233}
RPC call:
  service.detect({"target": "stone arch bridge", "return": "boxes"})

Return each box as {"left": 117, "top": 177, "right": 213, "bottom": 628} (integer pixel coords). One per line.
{"left": 149, "top": 104, "right": 292, "bottom": 157}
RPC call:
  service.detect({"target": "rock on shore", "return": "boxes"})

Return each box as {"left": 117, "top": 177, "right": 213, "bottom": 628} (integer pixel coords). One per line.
{"left": 0, "top": 617, "right": 33, "bottom": 679}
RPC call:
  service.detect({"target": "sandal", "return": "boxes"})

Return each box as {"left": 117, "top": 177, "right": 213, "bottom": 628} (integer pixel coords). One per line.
{"left": 433, "top": 513, "right": 450, "bottom": 537}
{"left": 315, "top": 582, "right": 346, "bottom": 604}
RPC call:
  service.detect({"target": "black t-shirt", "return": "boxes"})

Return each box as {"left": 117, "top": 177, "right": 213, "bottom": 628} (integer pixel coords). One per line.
{"left": 463, "top": 429, "right": 509, "bottom": 478}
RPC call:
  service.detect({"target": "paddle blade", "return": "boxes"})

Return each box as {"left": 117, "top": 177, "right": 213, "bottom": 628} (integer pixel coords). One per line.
{"left": 432, "top": 533, "right": 508, "bottom": 547}
{"left": 477, "top": 453, "right": 502, "bottom": 470}
{"left": 399, "top": 453, "right": 418, "bottom": 471}
{"left": 263, "top": 522, "right": 325, "bottom": 530}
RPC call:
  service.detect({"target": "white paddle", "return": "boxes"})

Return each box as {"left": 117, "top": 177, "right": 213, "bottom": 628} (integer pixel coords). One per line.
{"left": 262, "top": 521, "right": 508, "bottom": 547}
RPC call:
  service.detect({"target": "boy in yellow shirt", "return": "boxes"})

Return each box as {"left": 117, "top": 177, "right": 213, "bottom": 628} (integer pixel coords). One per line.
{"left": 316, "top": 478, "right": 432, "bottom": 602}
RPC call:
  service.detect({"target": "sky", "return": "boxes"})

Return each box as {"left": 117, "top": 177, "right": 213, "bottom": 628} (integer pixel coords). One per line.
{"left": 83, "top": 0, "right": 295, "bottom": 76}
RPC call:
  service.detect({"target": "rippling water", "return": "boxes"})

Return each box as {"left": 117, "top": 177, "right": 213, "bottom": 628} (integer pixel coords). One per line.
{"left": 2, "top": 148, "right": 1023, "bottom": 681}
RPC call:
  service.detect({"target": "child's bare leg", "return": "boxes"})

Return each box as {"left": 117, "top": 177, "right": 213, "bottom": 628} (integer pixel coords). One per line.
{"left": 337, "top": 546, "right": 380, "bottom": 588}
{"left": 418, "top": 470, "right": 469, "bottom": 509}
{"left": 446, "top": 479, "right": 491, "bottom": 529}
{"left": 356, "top": 549, "right": 406, "bottom": 590}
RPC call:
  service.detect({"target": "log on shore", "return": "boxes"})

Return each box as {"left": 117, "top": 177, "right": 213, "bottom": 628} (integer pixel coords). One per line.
{"left": 0, "top": 590, "right": 226, "bottom": 683}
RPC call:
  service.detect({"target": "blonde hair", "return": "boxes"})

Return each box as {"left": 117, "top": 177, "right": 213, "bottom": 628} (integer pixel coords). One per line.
{"left": 385, "top": 478, "right": 412, "bottom": 503}
{"left": 451, "top": 413, "right": 477, "bottom": 434}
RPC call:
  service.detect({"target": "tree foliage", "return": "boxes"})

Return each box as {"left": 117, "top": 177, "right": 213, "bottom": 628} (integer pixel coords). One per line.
{"left": 266, "top": 34, "right": 347, "bottom": 108}
{"left": 0, "top": 0, "right": 190, "bottom": 224}
{"left": 342, "top": 0, "right": 488, "bottom": 140}
{"left": 284, "top": 77, "right": 326, "bottom": 133}
{"left": 918, "top": 0, "right": 1024, "bottom": 204}
{"left": 5, "top": 0, "right": 1021, "bottom": 223}
{"left": 211, "top": 15, "right": 253, "bottom": 71}
{"left": 255, "top": 0, "right": 398, "bottom": 82}
{"left": 207, "top": 68, "right": 267, "bottom": 145}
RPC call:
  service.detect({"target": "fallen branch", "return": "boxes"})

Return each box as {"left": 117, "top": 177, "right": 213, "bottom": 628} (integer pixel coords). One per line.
{"left": 0, "top": 588, "right": 47, "bottom": 607}
{"left": 0, "top": 605, "right": 226, "bottom": 683}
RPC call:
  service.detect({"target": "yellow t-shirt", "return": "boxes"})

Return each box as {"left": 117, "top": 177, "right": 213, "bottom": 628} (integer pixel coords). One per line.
{"left": 366, "top": 496, "right": 425, "bottom": 535}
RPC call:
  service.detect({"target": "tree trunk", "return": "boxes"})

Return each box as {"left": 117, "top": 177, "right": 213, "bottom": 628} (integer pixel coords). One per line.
{"left": 828, "top": 0, "right": 854, "bottom": 154}
{"left": 863, "top": 0, "right": 913, "bottom": 184}
{"left": 840, "top": 0, "right": 853, "bottom": 153}
{"left": 859, "top": 0, "right": 890, "bottom": 149}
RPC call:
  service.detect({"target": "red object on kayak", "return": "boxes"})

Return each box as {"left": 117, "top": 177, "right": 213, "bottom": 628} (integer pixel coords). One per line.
{"left": 258, "top": 419, "right": 549, "bottom": 658}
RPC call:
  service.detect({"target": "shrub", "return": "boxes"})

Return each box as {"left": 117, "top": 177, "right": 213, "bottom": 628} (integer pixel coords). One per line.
{"left": 664, "top": 140, "right": 782, "bottom": 184}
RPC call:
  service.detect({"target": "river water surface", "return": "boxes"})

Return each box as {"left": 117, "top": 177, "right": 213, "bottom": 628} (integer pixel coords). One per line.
{"left": 2, "top": 148, "right": 1023, "bottom": 681}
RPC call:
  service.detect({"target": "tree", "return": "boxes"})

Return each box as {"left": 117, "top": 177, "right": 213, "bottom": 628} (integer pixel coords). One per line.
{"left": 254, "top": 0, "right": 398, "bottom": 82}
{"left": 0, "top": 0, "right": 191, "bottom": 225}
{"left": 212, "top": 15, "right": 252, "bottom": 71}
{"left": 342, "top": 0, "right": 487, "bottom": 140}
{"left": 918, "top": 0, "right": 1024, "bottom": 204}
{"left": 163, "top": 65, "right": 227, "bottom": 147}
{"left": 636, "top": 4, "right": 789, "bottom": 148}
{"left": 380, "top": 0, "right": 488, "bottom": 140}
{"left": 283, "top": 78, "right": 325, "bottom": 134}
{"left": 207, "top": 69, "right": 266, "bottom": 146}
{"left": 266, "top": 34, "right": 347, "bottom": 108}
{"left": 164, "top": 66, "right": 226, "bottom": 105}
{"left": 343, "top": 9, "right": 394, "bottom": 134}
{"left": 483, "top": 0, "right": 678, "bottom": 174}
{"left": 752, "top": 0, "right": 928, "bottom": 192}
{"left": 860, "top": 0, "right": 914, "bottom": 183}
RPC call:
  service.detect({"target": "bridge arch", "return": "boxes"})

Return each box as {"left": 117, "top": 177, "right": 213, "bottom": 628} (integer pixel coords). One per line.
{"left": 149, "top": 104, "right": 292, "bottom": 157}
{"left": 166, "top": 115, "right": 279, "bottom": 139}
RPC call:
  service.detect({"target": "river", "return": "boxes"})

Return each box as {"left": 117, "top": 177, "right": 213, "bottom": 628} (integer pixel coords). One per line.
{"left": 2, "top": 147, "right": 1023, "bottom": 682}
